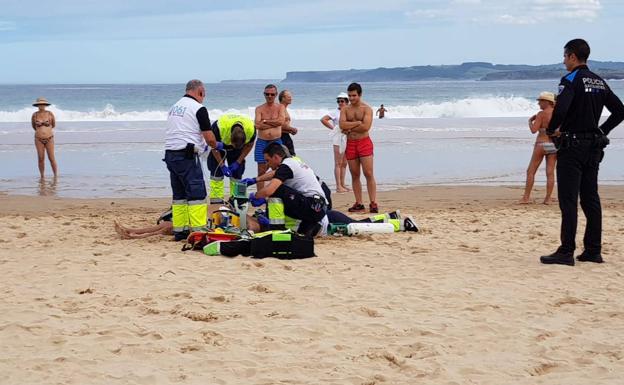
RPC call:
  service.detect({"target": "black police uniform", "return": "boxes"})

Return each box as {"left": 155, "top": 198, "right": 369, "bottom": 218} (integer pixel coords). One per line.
{"left": 546, "top": 64, "right": 624, "bottom": 260}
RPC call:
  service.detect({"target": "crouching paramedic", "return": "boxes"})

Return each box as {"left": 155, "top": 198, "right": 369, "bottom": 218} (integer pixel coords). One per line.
{"left": 164, "top": 79, "right": 217, "bottom": 240}
{"left": 206, "top": 114, "right": 256, "bottom": 204}
{"left": 245, "top": 142, "right": 328, "bottom": 237}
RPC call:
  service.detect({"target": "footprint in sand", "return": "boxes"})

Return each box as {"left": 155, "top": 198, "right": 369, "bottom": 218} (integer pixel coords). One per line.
{"left": 552, "top": 296, "right": 594, "bottom": 307}
{"left": 201, "top": 330, "right": 225, "bottom": 346}
{"left": 249, "top": 284, "right": 273, "bottom": 293}
{"left": 360, "top": 307, "right": 383, "bottom": 317}
{"left": 528, "top": 362, "right": 559, "bottom": 376}
{"left": 210, "top": 295, "right": 231, "bottom": 303}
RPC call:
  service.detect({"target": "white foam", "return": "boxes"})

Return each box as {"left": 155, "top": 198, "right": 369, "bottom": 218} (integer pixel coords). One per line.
{"left": 0, "top": 97, "right": 609, "bottom": 122}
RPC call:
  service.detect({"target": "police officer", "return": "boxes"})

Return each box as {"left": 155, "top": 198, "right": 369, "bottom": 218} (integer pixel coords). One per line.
{"left": 206, "top": 114, "right": 256, "bottom": 204}
{"left": 164, "top": 80, "right": 217, "bottom": 240}
{"left": 540, "top": 39, "right": 624, "bottom": 266}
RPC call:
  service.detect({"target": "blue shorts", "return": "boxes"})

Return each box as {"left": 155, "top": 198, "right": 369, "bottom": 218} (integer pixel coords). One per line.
{"left": 254, "top": 138, "right": 283, "bottom": 163}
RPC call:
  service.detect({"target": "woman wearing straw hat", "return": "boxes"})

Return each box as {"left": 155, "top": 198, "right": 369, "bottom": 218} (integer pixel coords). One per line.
{"left": 321, "top": 92, "right": 350, "bottom": 193}
{"left": 519, "top": 92, "right": 557, "bottom": 204}
{"left": 31, "top": 97, "right": 58, "bottom": 178}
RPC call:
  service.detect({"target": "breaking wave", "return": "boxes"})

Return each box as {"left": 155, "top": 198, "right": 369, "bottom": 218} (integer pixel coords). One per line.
{"left": 0, "top": 96, "right": 601, "bottom": 122}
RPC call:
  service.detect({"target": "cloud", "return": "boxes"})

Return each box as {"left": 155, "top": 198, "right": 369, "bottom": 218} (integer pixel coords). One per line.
{"left": 0, "top": 21, "right": 16, "bottom": 31}
{"left": 405, "top": 9, "right": 450, "bottom": 20}
{"left": 410, "top": 0, "right": 604, "bottom": 25}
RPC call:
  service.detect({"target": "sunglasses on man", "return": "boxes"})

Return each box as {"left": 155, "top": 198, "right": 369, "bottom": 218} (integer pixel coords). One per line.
{"left": 264, "top": 92, "right": 276, "bottom": 97}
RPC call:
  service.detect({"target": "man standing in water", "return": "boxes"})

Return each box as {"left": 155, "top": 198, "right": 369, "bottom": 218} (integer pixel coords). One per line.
{"left": 279, "top": 89, "right": 299, "bottom": 156}
{"left": 340, "top": 82, "right": 378, "bottom": 213}
{"left": 376, "top": 104, "right": 387, "bottom": 119}
{"left": 254, "top": 84, "right": 286, "bottom": 190}
{"left": 540, "top": 39, "right": 624, "bottom": 266}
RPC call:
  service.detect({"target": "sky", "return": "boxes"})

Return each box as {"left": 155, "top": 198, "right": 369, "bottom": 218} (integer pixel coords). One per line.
{"left": 1, "top": 0, "right": 623, "bottom": 83}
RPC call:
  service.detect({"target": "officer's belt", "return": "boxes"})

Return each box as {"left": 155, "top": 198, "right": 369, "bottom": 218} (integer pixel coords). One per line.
{"left": 561, "top": 132, "right": 601, "bottom": 140}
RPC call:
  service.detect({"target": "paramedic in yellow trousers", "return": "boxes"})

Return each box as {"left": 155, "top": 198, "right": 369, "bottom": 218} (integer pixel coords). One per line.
{"left": 164, "top": 80, "right": 218, "bottom": 241}
{"left": 206, "top": 114, "right": 256, "bottom": 204}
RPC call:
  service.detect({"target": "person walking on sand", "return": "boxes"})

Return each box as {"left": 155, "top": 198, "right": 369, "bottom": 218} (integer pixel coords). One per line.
{"left": 321, "top": 92, "right": 350, "bottom": 193}
{"left": 539, "top": 39, "right": 624, "bottom": 266}
{"left": 376, "top": 104, "right": 387, "bottom": 119}
{"left": 340, "top": 82, "right": 378, "bottom": 213}
{"left": 279, "top": 89, "right": 299, "bottom": 156}
{"left": 254, "top": 84, "right": 286, "bottom": 190}
{"left": 519, "top": 92, "right": 557, "bottom": 205}
{"left": 31, "top": 97, "right": 58, "bottom": 178}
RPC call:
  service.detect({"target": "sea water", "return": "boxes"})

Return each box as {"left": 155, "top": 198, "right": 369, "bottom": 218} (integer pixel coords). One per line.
{"left": 1, "top": 80, "right": 623, "bottom": 197}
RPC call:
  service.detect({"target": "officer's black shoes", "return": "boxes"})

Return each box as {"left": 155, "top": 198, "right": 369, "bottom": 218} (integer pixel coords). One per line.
{"left": 576, "top": 251, "right": 604, "bottom": 263}
{"left": 540, "top": 250, "right": 575, "bottom": 266}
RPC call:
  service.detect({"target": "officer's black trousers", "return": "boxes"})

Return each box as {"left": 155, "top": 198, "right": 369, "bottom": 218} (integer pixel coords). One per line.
{"left": 556, "top": 142, "right": 603, "bottom": 254}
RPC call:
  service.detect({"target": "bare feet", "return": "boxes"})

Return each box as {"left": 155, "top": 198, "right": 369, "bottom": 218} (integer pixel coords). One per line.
{"left": 114, "top": 220, "right": 131, "bottom": 239}
{"left": 336, "top": 187, "right": 349, "bottom": 193}
{"left": 517, "top": 198, "right": 532, "bottom": 205}
{"left": 543, "top": 198, "right": 556, "bottom": 205}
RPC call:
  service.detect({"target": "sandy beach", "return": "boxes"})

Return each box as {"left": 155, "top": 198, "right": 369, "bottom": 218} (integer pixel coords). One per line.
{"left": 1, "top": 185, "right": 624, "bottom": 385}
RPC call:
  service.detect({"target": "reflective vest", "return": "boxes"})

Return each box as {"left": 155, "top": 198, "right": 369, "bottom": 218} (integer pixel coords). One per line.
{"left": 216, "top": 114, "right": 255, "bottom": 146}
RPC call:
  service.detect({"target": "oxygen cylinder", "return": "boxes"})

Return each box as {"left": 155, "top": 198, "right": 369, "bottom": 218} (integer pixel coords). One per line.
{"left": 346, "top": 222, "right": 395, "bottom": 235}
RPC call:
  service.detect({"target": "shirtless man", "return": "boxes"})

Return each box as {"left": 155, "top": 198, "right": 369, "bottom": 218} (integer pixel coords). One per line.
{"left": 519, "top": 91, "right": 557, "bottom": 204}
{"left": 376, "top": 104, "right": 387, "bottom": 119}
{"left": 254, "top": 84, "right": 286, "bottom": 190}
{"left": 340, "top": 82, "right": 378, "bottom": 213}
{"left": 279, "top": 89, "right": 298, "bottom": 156}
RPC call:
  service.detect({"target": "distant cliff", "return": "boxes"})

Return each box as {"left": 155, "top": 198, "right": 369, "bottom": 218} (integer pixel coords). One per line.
{"left": 282, "top": 61, "right": 624, "bottom": 82}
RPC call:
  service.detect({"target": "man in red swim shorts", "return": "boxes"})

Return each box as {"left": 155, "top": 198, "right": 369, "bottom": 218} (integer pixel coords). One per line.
{"left": 340, "top": 82, "right": 378, "bottom": 213}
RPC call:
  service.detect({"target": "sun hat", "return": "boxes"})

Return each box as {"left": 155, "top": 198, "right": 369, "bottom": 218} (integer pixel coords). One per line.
{"left": 536, "top": 92, "right": 555, "bottom": 104}
{"left": 32, "top": 97, "right": 51, "bottom": 106}
{"left": 336, "top": 92, "right": 348, "bottom": 100}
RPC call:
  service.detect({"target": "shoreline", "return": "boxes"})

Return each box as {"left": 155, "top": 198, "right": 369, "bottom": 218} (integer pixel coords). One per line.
{"left": 3, "top": 184, "right": 624, "bottom": 215}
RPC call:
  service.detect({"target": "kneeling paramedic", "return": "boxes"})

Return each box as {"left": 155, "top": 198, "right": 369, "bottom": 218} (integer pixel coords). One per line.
{"left": 244, "top": 142, "right": 328, "bottom": 238}
{"left": 206, "top": 114, "right": 256, "bottom": 204}
{"left": 164, "top": 79, "right": 220, "bottom": 241}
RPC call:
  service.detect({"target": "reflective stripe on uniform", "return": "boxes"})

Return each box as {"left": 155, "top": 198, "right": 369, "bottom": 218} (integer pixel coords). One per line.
{"left": 188, "top": 199, "right": 207, "bottom": 230}
{"left": 369, "top": 213, "right": 388, "bottom": 223}
{"left": 230, "top": 178, "right": 241, "bottom": 198}
{"left": 267, "top": 197, "right": 286, "bottom": 229}
{"left": 172, "top": 201, "right": 189, "bottom": 232}
{"left": 285, "top": 215, "right": 301, "bottom": 231}
{"left": 389, "top": 218, "right": 401, "bottom": 232}
{"left": 210, "top": 176, "right": 224, "bottom": 202}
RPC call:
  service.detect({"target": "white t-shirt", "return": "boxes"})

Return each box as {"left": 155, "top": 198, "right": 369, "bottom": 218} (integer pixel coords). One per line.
{"left": 164, "top": 96, "right": 207, "bottom": 151}
{"left": 274, "top": 157, "right": 327, "bottom": 203}
{"left": 328, "top": 108, "right": 346, "bottom": 149}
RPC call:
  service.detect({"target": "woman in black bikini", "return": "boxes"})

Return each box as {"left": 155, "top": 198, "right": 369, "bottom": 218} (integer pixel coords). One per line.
{"left": 31, "top": 97, "right": 58, "bottom": 178}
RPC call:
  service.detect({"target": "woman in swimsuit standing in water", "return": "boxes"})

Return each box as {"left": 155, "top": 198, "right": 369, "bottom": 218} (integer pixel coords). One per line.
{"left": 519, "top": 92, "right": 557, "bottom": 204}
{"left": 31, "top": 97, "right": 58, "bottom": 178}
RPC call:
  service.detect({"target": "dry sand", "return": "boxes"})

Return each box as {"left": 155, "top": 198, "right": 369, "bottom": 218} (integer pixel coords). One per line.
{"left": 1, "top": 186, "right": 623, "bottom": 385}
